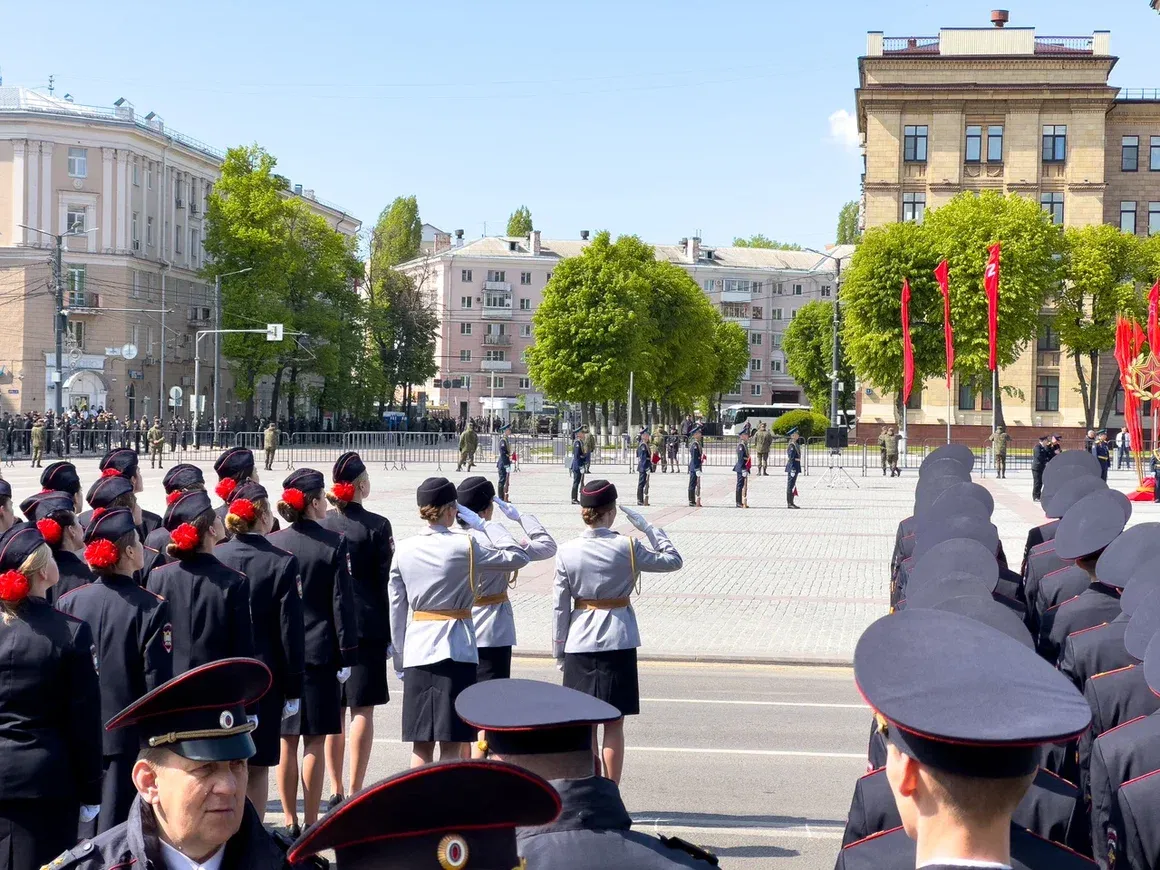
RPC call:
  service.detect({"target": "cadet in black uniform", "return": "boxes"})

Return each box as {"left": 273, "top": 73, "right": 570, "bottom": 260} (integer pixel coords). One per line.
{"left": 496, "top": 421, "right": 513, "bottom": 501}
{"left": 214, "top": 481, "right": 305, "bottom": 820}
{"left": 636, "top": 428, "right": 652, "bottom": 506}
{"left": 287, "top": 760, "right": 560, "bottom": 870}
{"left": 141, "top": 463, "right": 205, "bottom": 583}
{"left": 145, "top": 490, "right": 255, "bottom": 674}
{"left": 323, "top": 452, "right": 393, "bottom": 808}
{"left": 79, "top": 448, "right": 161, "bottom": 540}
{"left": 732, "top": 423, "right": 751, "bottom": 508}
{"left": 785, "top": 426, "right": 802, "bottom": 509}
{"left": 1031, "top": 434, "right": 1054, "bottom": 502}
{"left": 269, "top": 468, "right": 359, "bottom": 837}
{"left": 458, "top": 678, "right": 718, "bottom": 868}
{"left": 29, "top": 492, "right": 92, "bottom": 602}
{"left": 1092, "top": 430, "right": 1111, "bottom": 481}
{"left": 81, "top": 476, "right": 144, "bottom": 548}
{"left": 0, "top": 524, "right": 101, "bottom": 870}
{"left": 212, "top": 446, "right": 277, "bottom": 541}
{"left": 39, "top": 460, "right": 85, "bottom": 513}
{"left": 54, "top": 508, "right": 172, "bottom": 835}
{"left": 0, "top": 482, "right": 13, "bottom": 540}
{"left": 42, "top": 658, "right": 289, "bottom": 870}
{"left": 687, "top": 424, "right": 704, "bottom": 507}
{"left": 569, "top": 425, "right": 585, "bottom": 504}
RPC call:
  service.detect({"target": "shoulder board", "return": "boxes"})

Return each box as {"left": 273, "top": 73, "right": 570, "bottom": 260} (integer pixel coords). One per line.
{"left": 1015, "top": 826, "right": 1097, "bottom": 865}
{"left": 842, "top": 825, "right": 905, "bottom": 850}
{"left": 53, "top": 585, "right": 87, "bottom": 604}
{"left": 1046, "top": 594, "right": 1080, "bottom": 613}
{"left": 1091, "top": 663, "right": 1135, "bottom": 681}
{"left": 57, "top": 610, "right": 89, "bottom": 628}
{"left": 1121, "top": 766, "right": 1160, "bottom": 788}
{"left": 857, "top": 766, "right": 885, "bottom": 781}
{"left": 1097, "top": 714, "right": 1148, "bottom": 738}
{"left": 659, "top": 835, "right": 719, "bottom": 866}
{"left": 1043, "top": 565, "right": 1077, "bottom": 578}
{"left": 1034, "top": 767, "right": 1077, "bottom": 788}
{"left": 150, "top": 561, "right": 178, "bottom": 574}
{"left": 1066, "top": 622, "right": 1109, "bottom": 639}
{"left": 143, "top": 546, "right": 158, "bottom": 555}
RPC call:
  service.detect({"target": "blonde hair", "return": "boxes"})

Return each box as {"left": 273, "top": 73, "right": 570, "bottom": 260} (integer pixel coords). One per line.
{"left": 1, "top": 543, "right": 52, "bottom": 624}
{"left": 581, "top": 506, "right": 614, "bottom": 527}
{"left": 224, "top": 497, "right": 271, "bottom": 536}
{"left": 419, "top": 503, "right": 452, "bottom": 524}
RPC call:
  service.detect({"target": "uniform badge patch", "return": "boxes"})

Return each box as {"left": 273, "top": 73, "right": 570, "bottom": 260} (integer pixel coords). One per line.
{"left": 90, "top": 644, "right": 99, "bottom": 674}
{"left": 296, "top": 574, "right": 303, "bottom": 597}
{"left": 437, "top": 834, "right": 469, "bottom": 870}
{"left": 220, "top": 710, "right": 234, "bottom": 729}
{"left": 162, "top": 624, "right": 173, "bottom": 653}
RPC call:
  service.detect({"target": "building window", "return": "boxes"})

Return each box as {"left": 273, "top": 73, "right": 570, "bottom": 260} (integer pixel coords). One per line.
{"left": 520, "top": 324, "right": 532, "bottom": 338}
{"left": 1036, "top": 375, "right": 1060, "bottom": 412}
{"left": 132, "top": 212, "right": 140, "bottom": 245}
{"left": 67, "top": 147, "right": 87, "bottom": 178}
{"left": 902, "top": 192, "right": 926, "bottom": 224}
{"left": 520, "top": 272, "right": 532, "bottom": 285}
{"left": 702, "top": 279, "right": 714, "bottom": 292}
{"left": 131, "top": 159, "right": 140, "bottom": 186}
{"left": 460, "top": 322, "right": 472, "bottom": 335}
{"left": 67, "top": 265, "right": 86, "bottom": 307}
{"left": 730, "top": 383, "right": 742, "bottom": 395}
{"left": 771, "top": 333, "right": 782, "bottom": 349}
{"left": 461, "top": 296, "right": 472, "bottom": 309}
{"left": 965, "top": 125, "right": 982, "bottom": 162}
{"left": 721, "top": 302, "right": 749, "bottom": 319}
{"left": 66, "top": 205, "right": 86, "bottom": 234}
{"left": 131, "top": 271, "right": 141, "bottom": 298}
{"left": 750, "top": 384, "right": 762, "bottom": 397}
{"left": 793, "top": 284, "right": 803, "bottom": 295}
{"left": 752, "top": 306, "right": 763, "bottom": 320}
{"left": 750, "top": 358, "right": 762, "bottom": 372}
{"left": 146, "top": 163, "right": 154, "bottom": 189}
{"left": 750, "top": 332, "right": 762, "bottom": 345}
{"left": 546, "top": 271, "right": 552, "bottom": 281}
{"left": 774, "top": 283, "right": 784, "bottom": 295}
{"left": 771, "top": 308, "right": 783, "bottom": 321}
{"left": 67, "top": 320, "right": 86, "bottom": 349}
{"left": 1123, "top": 136, "right": 1140, "bottom": 172}
{"left": 489, "top": 376, "right": 504, "bottom": 389}
{"left": 461, "top": 269, "right": 473, "bottom": 282}
{"left": 1038, "top": 318, "right": 1061, "bottom": 352}
{"left": 486, "top": 270, "right": 506, "bottom": 283}
{"left": 903, "top": 125, "right": 928, "bottom": 162}
{"left": 190, "top": 230, "right": 199, "bottom": 266}
{"left": 485, "top": 290, "right": 511, "bottom": 309}
{"left": 175, "top": 225, "right": 183, "bottom": 254}
{"left": 987, "top": 126, "right": 1004, "bottom": 162}
{"left": 519, "top": 348, "right": 528, "bottom": 364}
{"left": 519, "top": 298, "right": 531, "bottom": 310}
{"left": 1152, "top": 137, "right": 1160, "bottom": 171}
{"left": 724, "top": 279, "right": 751, "bottom": 293}
{"left": 958, "top": 380, "right": 976, "bottom": 410}
{"left": 460, "top": 350, "right": 471, "bottom": 362}
{"left": 146, "top": 216, "right": 155, "bottom": 246}
{"left": 1150, "top": 202, "right": 1160, "bottom": 237}
{"left": 1121, "top": 202, "right": 1138, "bottom": 235}
{"left": 174, "top": 178, "right": 184, "bottom": 206}
{"left": 1042, "top": 125, "right": 1067, "bottom": 163}
{"left": 771, "top": 359, "right": 783, "bottom": 373}
{"left": 460, "top": 376, "right": 471, "bottom": 390}
{"left": 485, "top": 349, "right": 506, "bottom": 362}
{"left": 1040, "top": 193, "right": 1064, "bottom": 226}
{"left": 821, "top": 285, "right": 832, "bottom": 298}
{"left": 519, "top": 377, "right": 531, "bottom": 390}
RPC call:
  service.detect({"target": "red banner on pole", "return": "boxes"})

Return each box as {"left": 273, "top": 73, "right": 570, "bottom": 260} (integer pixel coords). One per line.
{"left": 1148, "top": 280, "right": 1160, "bottom": 356}
{"left": 934, "top": 259, "right": 953, "bottom": 387}
{"left": 984, "top": 243, "right": 1001, "bottom": 371}
{"left": 902, "top": 278, "right": 914, "bottom": 405}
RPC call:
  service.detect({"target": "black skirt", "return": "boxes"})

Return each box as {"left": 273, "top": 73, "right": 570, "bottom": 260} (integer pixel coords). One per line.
{"left": 281, "top": 665, "right": 341, "bottom": 737}
{"left": 251, "top": 688, "right": 286, "bottom": 766}
{"left": 563, "top": 648, "right": 640, "bottom": 716}
{"left": 0, "top": 798, "right": 79, "bottom": 870}
{"left": 402, "top": 659, "right": 477, "bottom": 743}
{"left": 476, "top": 645, "right": 513, "bottom": 682}
{"left": 342, "top": 643, "right": 389, "bottom": 708}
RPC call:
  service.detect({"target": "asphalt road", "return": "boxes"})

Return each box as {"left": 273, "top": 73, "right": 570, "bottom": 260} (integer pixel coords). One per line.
{"left": 263, "top": 658, "right": 869, "bottom": 870}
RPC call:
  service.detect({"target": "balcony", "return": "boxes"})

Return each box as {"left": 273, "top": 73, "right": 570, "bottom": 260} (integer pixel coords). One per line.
{"left": 483, "top": 281, "right": 511, "bottom": 292}
{"left": 721, "top": 290, "right": 751, "bottom": 303}
{"left": 483, "top": 333, "right": 511, "bottom": 346}
{"left": 68, "top": 293, "right": 101, "bottom": 312}
{"left": 481, "top": 360, "right": 512, "bottom": 373}
{"left": 482, "top": 305, "right": 512, "bottom": 320}
{"left": 725, "top": 317, "right": 751, "bottom": 329}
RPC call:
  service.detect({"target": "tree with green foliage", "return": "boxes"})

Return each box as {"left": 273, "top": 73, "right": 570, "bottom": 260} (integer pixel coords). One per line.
{"left": 836, "top": 201, "right": 862, "bottom": 245}
{"left": 376, "top": 196, "right": 422, "bottom": 267}
{"left": 783, "top": 300, "right": 854, "bottom": 417}
{"left": 507, "top": 205, "right": 533, "bottom": 237}
{"left": 772, "top": 409, "right": 830, "bottom": 438}
{"left": 924, "top": 191, "right": 1064, "bottom": 426}
{"left": 1059, "top": 225, "right": 1148, "bottom": 427}
{"left": 707, "top": 319, "right": 750, "bottom": 420}
{"left": 732, "top": 234, "right": 801, "bottom": 250}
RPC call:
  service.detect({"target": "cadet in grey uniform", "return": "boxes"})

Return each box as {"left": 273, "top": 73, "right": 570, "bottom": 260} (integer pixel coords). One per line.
{"left": 553, "top": 478, "right": 684, "bottom": 785}
{"left": 389, "top": 477, "right": 530, "bottom": 767}
{"left": 457, "top": 679, "right": 719, "bottom": 869}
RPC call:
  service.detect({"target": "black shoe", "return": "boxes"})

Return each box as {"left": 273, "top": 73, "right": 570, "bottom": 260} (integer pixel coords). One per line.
{"left": 326, "top": 794, "right": 344, "bottom": 813}
{"left": 688, "top": 502, "right": 696, "bottom": 507}
{"left": 788, "top": 503, "right": 801, "bottom": 509}
{"left": 278, "top": 822, "right": 301, "bottom": 839}
{"left": 571, "top": 499, "right": 580, "bottom": 505}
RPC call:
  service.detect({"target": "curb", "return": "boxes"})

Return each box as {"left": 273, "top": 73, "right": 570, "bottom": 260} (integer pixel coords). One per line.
{"left": 512, "top": 649, "right": 853, "bottom": 669}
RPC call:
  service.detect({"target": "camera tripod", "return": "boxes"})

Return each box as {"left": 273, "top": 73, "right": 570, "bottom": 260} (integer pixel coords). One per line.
{"left": 819, "top": 448, "right": 860, "bottom": 489}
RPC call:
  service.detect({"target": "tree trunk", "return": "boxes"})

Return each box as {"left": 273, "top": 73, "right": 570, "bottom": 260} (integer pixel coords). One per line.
{"left": 269, "top": 367, "right": 286, "bottom": 421}
{"left": 1073, "top": 352, "right": 1094, "bottom": 429}
{"left": 600, "top": 400, "right": 610, "bottom": 440}
{"left": 894, "top": 391, "right": 903, "bottom": 426}
{"left": 1098, "top": 372, "right": 1120, "bottom": 429}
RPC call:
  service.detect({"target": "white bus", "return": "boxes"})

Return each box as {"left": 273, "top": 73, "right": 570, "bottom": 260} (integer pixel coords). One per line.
{"left": 721, "top": 403, "right": 809, "bottom": 436}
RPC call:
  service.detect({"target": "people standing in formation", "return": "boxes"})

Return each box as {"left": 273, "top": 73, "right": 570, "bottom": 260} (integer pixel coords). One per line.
{"left": 456, "top": 418, "right": 477, "bottom": 471}
{"left": 733, "top": 423, "right": 751, "bottom": 508}
{"left": 496, "top": 420, "right": 513, "bottom": 501}
{"left": 785, "top": 427, "right": 802, "bottom": 509}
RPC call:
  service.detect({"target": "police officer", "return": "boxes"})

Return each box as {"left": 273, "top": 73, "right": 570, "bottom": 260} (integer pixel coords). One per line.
{"left": 687, "top": 424, "right": 704, "bottom": 507}
{"left": 54, "top": 508, "right": 172, "bottom": 835}
{"left": 214, "top": 481, "right": 305, "bottom": 820}
{"left": 496, "top": 420, "right": 513, "bottom": 500}
{"left": 732, "top": 423, "right": 751, "bottom": 508}
{"left": 754, "top": 421, "right": 773, "bottom": 475}
{"left": 82, "top": 448, "right": 162, "bottom": 540}
{"left": 553, "top": 480, "right": 683, "bottom": 785}
{"left": 322, "top": 453, "right": 394, "bottom": 806}
{"left": 0, "top": 524, "right": 101, "bottom": 869}
{"left": 146, "top": 417, "right": 164, "bottom": 469}
{"left": 457, "top": 679, "right": 718, "bottom": 868}
{"left": 269, "top": 468, "right": 359, "bottom": 837}
{"left": 285, "top": 760, "right": 560, "bottom": 870}
{"left": 633, "top": 427, "right": 651, "bottom": 506}
{"left": 456, "top": 418, "right": 477, "bottom": 471}
{"left": 29, "top": 493, "right": 92, "bottom": 602}
{"left": 1030, "top": 434, "right": 1052, "bottom": 501}
{"left": 569, "top": 425, "right": 585, "bottom": 504}
{"left": 785, "top": 426, "right": 802, "bottom": 509}
{"left": 389, "top": 477, "right": 529, "bottom": 768}
{"left": 43, "top": 658, "right": 291, "bottom": 870}
{"left": 1093, "top": 429, "right": 1111, "bottom": 481}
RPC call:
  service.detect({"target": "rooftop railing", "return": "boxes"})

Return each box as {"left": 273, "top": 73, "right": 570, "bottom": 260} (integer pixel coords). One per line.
{"left": 882, "top": 36, "right": 940, "bottom": 54}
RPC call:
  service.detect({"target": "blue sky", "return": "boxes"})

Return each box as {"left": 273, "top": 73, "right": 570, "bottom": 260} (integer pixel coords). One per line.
{"left": 3, "top": 1, "right": 1157, "bottom": 249}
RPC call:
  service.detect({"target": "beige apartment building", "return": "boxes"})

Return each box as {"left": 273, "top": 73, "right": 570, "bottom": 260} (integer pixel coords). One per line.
{"left": 0, "top": 86, "right": 359, "bottom": 421}
{"left": 396, "top": 231, "right": 850, "bottom": 422}
{"left": 856, "top": 13, "right": 1160, "bottom": 433}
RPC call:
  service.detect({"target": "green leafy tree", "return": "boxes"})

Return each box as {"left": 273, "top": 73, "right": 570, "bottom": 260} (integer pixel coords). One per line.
{"left": 836, "top": 201, "right": 862, "bottom": 245}
{"left": 772, "top": 409, "right": 830, "bottom": 437}
{"left": 1059, "top": 225, "right": 1147, "bottom": 427}
{"left": 840, "top": 221, "right": 944, "bottom": 422}
{"left": 376, "top": 196, "right": 422, "bottom": 267}
{"left": 507, "top": 205, "right": 533, "bottom": 237}
{"left": 732, "top": 234, "right": 801, "bottom": 250}
{"left": 924, "top": 191, "right": 1064, "bottom": 426}
{"left": 706, "top": 318, "right": 750, "bottom": 420}
{"left": 783, "top": 300, "right": 854, "bottom": 417}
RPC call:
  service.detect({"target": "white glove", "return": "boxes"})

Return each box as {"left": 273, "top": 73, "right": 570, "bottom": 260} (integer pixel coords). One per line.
{"left": 555, "top": 659, "right": 565, "bottom": 672}
{"left": 493, "top": 498, "right": 520, "bottom": 521}
{"left": 247, "top": 714, "right": 259, "bottom": 728}
{"left": 456, "top": 504, "right": 486, "bottom": 531}
{"left": 79, "top": 804, "right": 101, "bottom": 824}
{"left": 618, "top": 505, "right": 649, "bottom": 532}
{"left": 337, "top": 667, "right": 352, "bottom": 684}
{"left": 282, "top": 698, "right": 300, "bottom": 718}
{"left": 386, "top": 643, "right": 397, "bottom": 659}
{"left": 696, "top": 470, "right": 702, "bottom": 478}
{"left": 395, "top": 670, "right": 405, "bottom": 681}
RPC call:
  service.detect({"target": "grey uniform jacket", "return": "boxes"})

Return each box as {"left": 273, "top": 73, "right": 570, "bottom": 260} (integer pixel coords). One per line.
{"left": 553, "top": 525, "right": 683, "bottom": 657}
{"left": 389, "top": 523, "right": 530, "bottom": 671}
{"left": 469, "top": 514, "right": 557, "bottom": 649}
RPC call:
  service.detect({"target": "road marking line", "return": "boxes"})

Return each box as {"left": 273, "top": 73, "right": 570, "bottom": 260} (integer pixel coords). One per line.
{"left": 371, "top": 739, "right": 863, "bottom": 759}
{"left": 632, "top": 821, "right": 844, "bottom": 841}
{"left": 642, "top": 697, "right": 866, "bottom": 709}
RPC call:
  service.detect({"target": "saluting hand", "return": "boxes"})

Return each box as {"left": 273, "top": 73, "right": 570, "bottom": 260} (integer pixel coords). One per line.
{"left": 618, "top": 505, "right": 650, "bottom": 532}
{"left": 492, "top": 498, "right": 521, "bottom": 521}
{"left": 456, "top": 504, "right": 487, "bottom": 531}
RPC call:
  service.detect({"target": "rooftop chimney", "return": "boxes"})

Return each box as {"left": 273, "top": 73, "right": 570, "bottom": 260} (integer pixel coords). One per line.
{"left": 685, "top": 236, "right": 701, "bottom": 264}
{"left": 529, "top": 229, "right": 541, "bottom": 255}
{"left": 580, "top": 230, "right": 590, "bottom": 241}
{"left": 991, "top": 9, "right": 1009, "bottom": 27}
{"left": 455, "top": 229, "right": 464, "bottom": 246}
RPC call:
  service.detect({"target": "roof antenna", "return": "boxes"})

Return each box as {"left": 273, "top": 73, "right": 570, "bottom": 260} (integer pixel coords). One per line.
{"left": 48, "top": 74, "right": 54, "bottom": 95}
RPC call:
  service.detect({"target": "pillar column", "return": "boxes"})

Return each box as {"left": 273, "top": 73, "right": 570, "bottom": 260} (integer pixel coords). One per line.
{"left": 116, "top": 150, "right": 129, "bottom": 252}
{"left": 102, "top": 148, "right": 114, "bottom": 252}
{"left": 40, "top": 142, "right": 54, "bottom": 236}
{"left": 26, "top": 143, "right": 39, "bottom": 239}
{"left": 11, "top": 141, "right": 25, "bottom": 245}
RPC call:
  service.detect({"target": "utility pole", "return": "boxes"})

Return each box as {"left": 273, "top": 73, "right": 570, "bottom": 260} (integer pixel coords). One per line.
{"left": 804, "top": 248, "right": 848, "bottom": 429}
{"left": 211, "top": 267, "right": 251, "bottom": 445}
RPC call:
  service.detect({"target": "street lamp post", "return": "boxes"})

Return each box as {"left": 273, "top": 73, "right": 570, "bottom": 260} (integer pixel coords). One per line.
{"left": 211, "top": 267, "right": 252, "bottom": 445}
{"left": 804, "top": 248, "right": 848, "bottom": 429}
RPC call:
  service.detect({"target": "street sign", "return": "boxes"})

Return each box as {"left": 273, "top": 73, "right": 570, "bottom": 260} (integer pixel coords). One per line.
{"left": 122, "top": 343, "right": 138, "bottom": 360}
{"left": 104, "top": 347, "right": 122, "bottom": 357}
{"left": 266, "top": 323, "right": 284, "bottom": 342}
{"left": 170, "top": 386, "right": 183, "bottom": 401}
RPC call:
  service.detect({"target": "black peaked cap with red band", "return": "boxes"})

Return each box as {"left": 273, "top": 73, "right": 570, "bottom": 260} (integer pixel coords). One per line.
{"left": 919, "top": 443, "right": 975, "bottom": 474}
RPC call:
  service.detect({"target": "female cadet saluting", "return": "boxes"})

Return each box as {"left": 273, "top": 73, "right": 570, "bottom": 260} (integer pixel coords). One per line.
{"left": 145, "top": 490, "right": 255, "bottom": 674}
{"left": 214, "top": 481, "right": 305, "bottom": 821}
{"left": 0, "top": 524, "right": 101, "bottom": 870}
{"left": 54, "top": 508, "right": 171, "bottom": 836}
{"left": 322, "top": 452, "right": 393, "bottom": 806}
{"left": 389, "top": 477, "right": 530, "bottom": 768}
{"left": 553, "top": 479, "right": 684, "bottom": 785}
{"left": 269, "top": 468, "right": 359, "bottom": 838}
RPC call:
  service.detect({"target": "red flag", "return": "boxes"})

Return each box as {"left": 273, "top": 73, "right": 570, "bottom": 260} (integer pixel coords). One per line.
{"left": 984, "top": 243, "right": 1000, "bottom": 371}
{"left": 934, "top": 259, "right": 953, "bottom": 387}
{"left": 1148, "top": 281, "right": 1160, "bottom": 355}
{"left": 901, "top": 278, "right": 914, "bottom": 405}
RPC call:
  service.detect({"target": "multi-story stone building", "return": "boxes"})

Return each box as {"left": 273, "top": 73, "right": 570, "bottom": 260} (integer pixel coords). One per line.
{"left": 0, "top": 86, "right": 359, "bottom": 421}
{"left": 855, "top": 13, "right": 1160, "bottom": 433}
{"left": 396, "top": 231, "right": 850, "bottom": 422}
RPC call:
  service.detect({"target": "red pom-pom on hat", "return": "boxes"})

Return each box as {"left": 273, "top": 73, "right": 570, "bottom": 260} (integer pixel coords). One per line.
{"left": 36, "top": 518, "right": 62, "bottom": 547}
{"left": 215, "top": 478, "right": 238, "bottom": 501}
{"left": 282, "top": 488, "right": 306, "bottom": 511}
{"left": 84, "top": 538, "right": 120, "bottom": 569}
{"left": 170, "top": 523, "right": 201, "bottom": 551}
{"left": 166, "top": 491, "right": 182, "bottom": 505}
{"left": 228, "top": 498, "right": 256, "bottom": 523}
{"left": 331, "top": 482, "right": 356, "bottom": 502}
{"left": 101, "top": 467, "right": 122, "bottom": 478}
{"left": 0, "top": 570, "right": 30, "bottom": 604}
{"left": 91, "top": 507, "right": 107, "bottom": 521}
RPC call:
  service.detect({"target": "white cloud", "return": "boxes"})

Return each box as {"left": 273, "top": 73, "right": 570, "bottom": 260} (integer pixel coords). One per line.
{"left": 827, "top": 108, "right": 860, "bottom": 153}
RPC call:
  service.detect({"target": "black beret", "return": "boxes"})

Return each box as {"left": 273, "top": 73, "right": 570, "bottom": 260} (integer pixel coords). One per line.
{"left": 27, "top": 493, "right": 74, "bottom": 522}
{"left": 86, "top": 475, "right": 134, "bottom": 509}
{"left": 930, "top": 595, "right": 1034, "bottom": 650}
{"left": 920, "top": 444, "right": 975, "bottom": 474}
{"left": 456, "top": 476, "right": 495, "bottom": 514}
{"left": 84, "top": 507, "right": 138, "bottom": 545}
{"left": 1056, "top": 490, "right": 1132, "bottom": 563}
{"left": 40, "top": 461, "right": 81, "bottom": 494}
{"left": 283, "top": 468, "right": 324, "bottom": 495}
{"left": 231, "top": 481, "right": 269, "bottom": 504}
{"left": 99, "top": 448, "right": 139, "bottom": 479}
{"left": 162, "top": 463, "right": 205, "bottom": 493}
{"left": 105, "top": 657, "right": 271, "bottom": 761}
{"left": 1125, "top": 588, "right": 1160, "bottom": 661}
{"left": 909, "top": 538, "right": 1000, "bottom": 592}
{"left": 0, "top": 525, "right": 47, "bottom": 571}
{"left": 579, "top": 479, "right": 617, "bottom": 509}
{"left": 1095, "top": 522, "right": 1160, "bottom": 588}
{"left": 164, "top": 491, "right": 214, "bottom": 531}
{"left": 333, "top": 452, "right": 366, "bottom": 484}
{"left": 417, "top": 477, "right": 457, "bottom": 508}
{"left": 213, "top": 447, "right": 254, "bottom": 480}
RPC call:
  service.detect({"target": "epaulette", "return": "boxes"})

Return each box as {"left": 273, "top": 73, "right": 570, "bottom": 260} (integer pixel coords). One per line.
{"left": 38, "top": 842, "right": 114, "bottom": 870}
{"left": 1091, "top": 663, "right": 1135, "bottom": 681}
{"left": 1066, "top": 622, "right": 1109, "bottom": 639}
{"left": 659, "top": 835, "right": 719, "bottom": 866}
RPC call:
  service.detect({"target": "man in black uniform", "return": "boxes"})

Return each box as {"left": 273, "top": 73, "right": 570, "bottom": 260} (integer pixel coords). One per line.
{"left": 732, "top": 423, "right": 750, "bottom": 508}
{"left": 1031, "top": 434, "right": 1052, "bottom": 502}
{"left": 456, "top": 678, "right": 719, "bottom": 868}
{"left": 1092, "top": 429, "right": 1111, "bottom": 481}
{"left": 636, "top": 427, "right": 652, "bottom": 506}
{"left": 80, "top": 448, "right": 162, "bottom": 540}
{"left": 687, "top": 424, "right": 704, "bottom": 507}
{"left": 42, "top": 658, "right": 290, "bottom": 870}
{"left": 496, "top": 420, "right": 513, "bottom": 501}
{"left": 569, "top": 425, "right": 585, "bottom": 504}
{"left": 785, "top": 427, "right": 802, "bottom": 509}
{"left": 54, "top": 508, "right": 173, "bottom": 835}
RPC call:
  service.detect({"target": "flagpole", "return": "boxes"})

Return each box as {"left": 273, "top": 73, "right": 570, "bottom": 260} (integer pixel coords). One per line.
{"left": 946, "top": 387, "right": 951, "bottom": 445}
